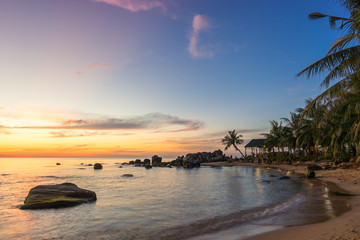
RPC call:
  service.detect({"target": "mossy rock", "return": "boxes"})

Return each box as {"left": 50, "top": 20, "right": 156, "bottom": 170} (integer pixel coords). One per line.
{"left": 20, "top": 183, "right": 96, "bottom": 210}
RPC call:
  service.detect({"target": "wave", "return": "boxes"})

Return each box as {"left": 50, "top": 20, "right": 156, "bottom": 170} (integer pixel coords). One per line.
{"left": 152, "top": 192, "right": 306, "bottom": 240}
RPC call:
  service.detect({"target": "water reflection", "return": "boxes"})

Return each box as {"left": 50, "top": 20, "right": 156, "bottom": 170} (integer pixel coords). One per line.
{"left": 0, "top": 159, "right": 350, "bottom": 240}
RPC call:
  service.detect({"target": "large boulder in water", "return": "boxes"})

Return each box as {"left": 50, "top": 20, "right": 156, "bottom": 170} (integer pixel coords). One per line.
{"left": 183, "top": 153, "right": 202, "bottom": 168}
{"left": 94, "top": 163, "right": 103, "bottom": 169}
{"left": 20, "top": 183, "right": 97, "bottom": 210}
{"left": 182, "top": 150, "right": 227, "bottom": 168}
{"left": 152, "top": 155, "right": 162, "bottom": 167}
{"left": 143, "top": 159, "right": 151, "bottom": 165}
{"left": 171, "top": 156, "right": 184, "bottom": 167}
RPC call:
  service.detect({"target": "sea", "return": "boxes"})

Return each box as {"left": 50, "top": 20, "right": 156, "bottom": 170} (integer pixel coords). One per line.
{"left": 0, "top": 158, "right": 350, "bottom": 240}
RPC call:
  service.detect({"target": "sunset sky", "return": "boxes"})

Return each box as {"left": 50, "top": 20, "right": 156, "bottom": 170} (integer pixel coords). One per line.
{"left": 0, "top": 0, "right": 344, "bottom": 158}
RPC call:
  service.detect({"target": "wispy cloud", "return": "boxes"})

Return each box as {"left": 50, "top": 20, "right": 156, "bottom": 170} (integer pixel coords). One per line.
{"left": 188, "top": 15, "right": 214, "bottom": 58}
{"left": 57, "top": 113, "right": 204, "bottom": 131}
{"left": 93, "top": 0, "right": 166, "bottom": 12}
{"left": 6, "top": 112, "right": 204, "bottom": 133}
{"left": 50, "top": 130, "right": 135, "bottom": 138}
{"left": 89, "top": 62, "right": 114, "bottom": 69}
{"left": 0, "top": 125, "right": 10, "bottom": 135}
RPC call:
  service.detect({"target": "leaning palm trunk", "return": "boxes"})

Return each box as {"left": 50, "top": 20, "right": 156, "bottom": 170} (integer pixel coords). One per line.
{"left": 233, "top": 144, "right": 245, "bottom": 158}
{"left": 222, "top": 130, "right": 245, "bottom": 158}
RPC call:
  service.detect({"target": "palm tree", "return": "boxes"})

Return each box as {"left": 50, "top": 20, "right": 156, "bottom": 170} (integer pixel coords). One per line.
{"left": 298, "top": 1, "right": 360, "bottom": 160}
{"left": 222, "top": 130, "right": 245, "bottom": 158}
{"left": 298, "top": 1, "right": 360, "bottom": 106}
{"left": 262, "top": 120, "right": 288, "bottom": 153}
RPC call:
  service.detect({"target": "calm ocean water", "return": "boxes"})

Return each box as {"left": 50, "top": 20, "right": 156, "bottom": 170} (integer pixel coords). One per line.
{"left": 0, "top": 158, "right": 349, "bottom": 240}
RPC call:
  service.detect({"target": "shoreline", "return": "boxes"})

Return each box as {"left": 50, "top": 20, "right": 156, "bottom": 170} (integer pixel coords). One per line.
{"left": 203, "top": 161, "right": 360, "bottom": 240}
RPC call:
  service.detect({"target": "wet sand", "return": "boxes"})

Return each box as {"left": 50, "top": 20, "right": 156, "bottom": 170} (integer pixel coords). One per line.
{"left": 203, "top": 161, "right": 360, "bottom": 240}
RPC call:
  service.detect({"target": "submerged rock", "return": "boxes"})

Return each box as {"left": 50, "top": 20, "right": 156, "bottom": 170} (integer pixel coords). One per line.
{"left": 307, "top": 170, "right": 316, "bottom": 178}
{"left": 94, "top": 163, "right": 103, "bottom": 170}
{"left": 20, "top": 183, "right": 96, "bottom": 210}
{"left": 279, "top": 176, "right": 290, "bottom": 180}
{"left": 145, "top": 164, "right": 152, "bottom": 169}
{"left": 122, "top": 174, "right": 134, "bottom": 177}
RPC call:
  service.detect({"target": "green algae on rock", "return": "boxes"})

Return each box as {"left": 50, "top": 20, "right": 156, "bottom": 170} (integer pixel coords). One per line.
{"left": 20, "top": 183, "right": 96, "bottom": 210}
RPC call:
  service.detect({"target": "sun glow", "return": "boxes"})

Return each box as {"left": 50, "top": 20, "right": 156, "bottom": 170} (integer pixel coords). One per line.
{"left": 0, "top": 105, "right": 222, "bottom": 158}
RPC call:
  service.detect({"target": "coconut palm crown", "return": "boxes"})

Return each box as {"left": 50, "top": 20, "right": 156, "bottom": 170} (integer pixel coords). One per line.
{"left": 222, "top": 130, "right": 245, "bottom": 158}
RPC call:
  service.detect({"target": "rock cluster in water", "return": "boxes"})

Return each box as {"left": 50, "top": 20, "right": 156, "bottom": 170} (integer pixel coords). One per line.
{"left": 20, "top": 183, "right": 97, "bottom": 210}
{"left": 123, "top": 150, "right": 226, "bottom": 169}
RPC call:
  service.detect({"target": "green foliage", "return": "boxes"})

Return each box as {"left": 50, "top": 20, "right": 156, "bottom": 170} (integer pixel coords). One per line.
{"left": 262, "top": 1, "right": 360, "bottom": 161}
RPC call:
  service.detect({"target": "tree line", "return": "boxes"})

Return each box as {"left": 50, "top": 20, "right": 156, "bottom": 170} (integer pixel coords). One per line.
{"left": 223, "top": 0, "right": 360, "bottom": 162}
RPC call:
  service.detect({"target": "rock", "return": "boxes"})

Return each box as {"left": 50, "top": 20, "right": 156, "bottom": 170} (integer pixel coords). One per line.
{"left": 152, "top": 155, "right": 162, "bottom": 166}
{"left": 159, "top": 162, "right": 167, "bottom": 167}
{"left": 135, "top": 159, "right": 141, "bottom": 164}
{"left": 340, "top": 162, "right": 350, "bottom": 169}
{"left": 307, "top": 164, "right": 323, "bottom": 171}
{"left": 279, "top": 176, "right": 290, "bottom": 180}
{"left": 56, "top": 163, "right": 61, "bottom": 165}
{"left": 328, "top": 190, "right": 354, "bottom": 196}
{"left": 143, "top": 159, "right": 151, "bottom": 165}
{"left": 260, "top": 180, "right": 272, "bottom": 184}
{"left": 323, "top": 164, "right": 331, "bottom": 169}
{"left": 20, "top": 183, "right": 96, "bottom": 210}
{"left": 210, "top": 165, "right": 222, "bottom": 168}
{"left": 171, "top": 156, "right": 184, "bottom": 167}
{"left": 183, "top": 150, "right": 227, "bottom": 168}
{"left": 307, "top": 170, "right": 315, "bottom": 178}
{"left": 94, "top": 163, "right": 103, "bottom": 170}
{"left": 122, "top": 174, "right": 134, "bottom": 177}
{"left": 129, "top": 161, "right": 135, "bottom": 165}
{"left": 145, "top": 164, "right": 152, "bottom": 169}
{"left": 87, "top": 164, "right": 93, "bottom": 166}
{"left": 183, "top": 153, "right": 202, "bottom": 168}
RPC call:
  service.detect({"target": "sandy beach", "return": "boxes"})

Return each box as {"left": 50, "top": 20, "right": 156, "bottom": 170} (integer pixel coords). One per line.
{"left": 204, "top": 161, "right": 360, "bottom": 240}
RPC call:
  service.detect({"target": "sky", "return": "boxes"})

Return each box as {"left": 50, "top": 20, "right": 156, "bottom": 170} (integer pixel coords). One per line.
{"left": 0, "top": 0, "right": 347, "bottom": 158}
